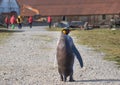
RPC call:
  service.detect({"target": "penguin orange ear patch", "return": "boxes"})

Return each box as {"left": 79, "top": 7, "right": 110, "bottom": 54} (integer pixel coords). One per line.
{"left": 62, "top": 30, "right": 67, "bottom": 34}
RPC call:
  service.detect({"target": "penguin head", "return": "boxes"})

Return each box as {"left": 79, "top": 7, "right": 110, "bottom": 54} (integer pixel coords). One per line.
{"left": 62, "top": 28, "right": 70, "bottom": 35}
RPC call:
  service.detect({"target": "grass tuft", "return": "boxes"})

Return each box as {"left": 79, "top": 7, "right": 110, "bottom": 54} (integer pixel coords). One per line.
{"left": 72, "top": 29, "right": 120, "bottom": 65}
{"left": 42, "top": 27, "right": 120, "bottom": 66}
{"left": 0, "top": 29, "right": 14, "bottom": 44}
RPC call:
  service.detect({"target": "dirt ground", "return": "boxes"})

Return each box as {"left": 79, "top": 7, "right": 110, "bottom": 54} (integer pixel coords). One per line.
{"left": 0, "top": 26, "right": 120, "bottom": 85}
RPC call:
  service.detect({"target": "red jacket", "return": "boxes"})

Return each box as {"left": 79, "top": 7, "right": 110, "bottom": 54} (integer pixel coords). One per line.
{"left": 47, "top": 16, "right": 52, "bottom": 23}
{"left": 10, "top": 15, "right": 16, "bottom": 24}
{"left": 28, "top": 16, "right": 33, "bottom": 23}
{"left": 5, "top": 17, "right": 9, "bottom": 24}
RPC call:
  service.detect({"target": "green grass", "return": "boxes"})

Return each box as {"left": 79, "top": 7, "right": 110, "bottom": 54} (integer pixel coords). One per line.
{"left": 71, "top": 29, "right": 120, "bottom": 66}
{"left": 0, "top": 33, "right": 12, "bottom": 44}
{"left": 0, "top": 29, "right": 14, "bottom": 44}
{"left": 47, "top": 27, "right": 120, "bottom": 66}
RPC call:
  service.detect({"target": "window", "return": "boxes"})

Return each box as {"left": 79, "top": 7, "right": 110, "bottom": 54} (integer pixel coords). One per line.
{"left": 102, "top": 14, "right": 106, "bottom": 20}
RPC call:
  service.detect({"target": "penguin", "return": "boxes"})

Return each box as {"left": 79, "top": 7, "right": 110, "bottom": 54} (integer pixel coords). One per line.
{"left": 56, "top": 29, "right": 83, "bottom": 82}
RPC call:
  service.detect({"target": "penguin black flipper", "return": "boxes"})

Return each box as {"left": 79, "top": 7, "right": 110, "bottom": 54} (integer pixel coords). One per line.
{"left": 72, "top": 45, "right": 83, "bottom": 68}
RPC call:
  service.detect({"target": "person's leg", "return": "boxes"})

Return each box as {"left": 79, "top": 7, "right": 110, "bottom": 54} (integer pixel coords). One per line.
{"left": 48, "top": 22, "right": 50, "bottom": 28}
{"left": 29, "top": 23, "right": 31, "bottom": 28}
{"left": 7, "top": 24, "right": 9, "bottom": 29}
{"left": 48, "top": 22, "right": 51, "bottom": 28}
{"left": 18, "top": 23, "right": 20, "bottom": 28}
{"left": 18, "top": 23, "right": 22, "bottom": 29}
{"left": 20, "top": 23, "right": 22, "bottom": 29}
{"left": 11, "top": 24, "right": 15, "bottom": 29}
{"left": 50, "top": 22, "right": 52, "bottom": 28}
{"left": 30, "top": 23, "right": 32, "bottom": 28}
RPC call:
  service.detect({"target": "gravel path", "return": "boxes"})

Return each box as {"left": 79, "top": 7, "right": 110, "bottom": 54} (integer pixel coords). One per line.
{"left": 0, "top": 26, "right": 120, "bottom": 85}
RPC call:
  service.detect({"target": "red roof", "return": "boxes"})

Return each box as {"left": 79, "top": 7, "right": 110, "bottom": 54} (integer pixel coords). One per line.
{"left": 17, "top": 0, "right": 120, "bottom": 16}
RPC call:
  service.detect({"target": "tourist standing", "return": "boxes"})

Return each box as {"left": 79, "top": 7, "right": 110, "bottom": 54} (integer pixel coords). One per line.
{"left": 47, "top": 16, "right": 52, "bottom": 28}
{"left": 16, "top": 16, "right": 23, "bottom": 29}
{"left": 5, "top": 16, "right": 10, "bottom": 29}
{"left": 28, "top": 16, "right": 33, "bottom": 28}
{"left": 10, "top": 15, "right": 16, "bottom": 29}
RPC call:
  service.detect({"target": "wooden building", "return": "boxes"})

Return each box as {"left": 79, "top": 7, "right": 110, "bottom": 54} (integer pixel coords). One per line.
{"left": 17, "top": 0, "right": 120, "bottom": 26}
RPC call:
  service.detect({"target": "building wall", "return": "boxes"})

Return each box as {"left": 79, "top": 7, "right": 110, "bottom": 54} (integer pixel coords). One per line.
{"left": 0, "top": 0, "right": 20, "bottom": 15}
{"left": 49, "top": 14, "right": 120, "bottom": 27}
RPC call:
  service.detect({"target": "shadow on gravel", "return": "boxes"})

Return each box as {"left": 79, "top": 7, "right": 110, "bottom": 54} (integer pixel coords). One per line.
{"left": 0, "top": 29, "right": 25, "bottom": 33}
{"left": 75, "top": 79, "right": 120, "bottom": 82}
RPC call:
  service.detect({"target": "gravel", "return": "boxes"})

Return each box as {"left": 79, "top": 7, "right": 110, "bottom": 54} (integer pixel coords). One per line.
{"left": 0, "top": 26, "right": 120, "bottom": 85}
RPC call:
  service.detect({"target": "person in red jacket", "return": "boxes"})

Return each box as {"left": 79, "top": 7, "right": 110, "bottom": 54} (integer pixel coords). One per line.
{"left": 28, "top": 16, "right": 33, "bottom": 28}
{"left": 10, "top": 15, "right": 16, "bottom": 24}
{"left": 10, "top": 15, "right": 16, "bottom": 29}
{"left": 47, "top": 16, "right": 52, "bottom": 28}
{"left": 5, "top": 16, "right": 10, "bottom": 29}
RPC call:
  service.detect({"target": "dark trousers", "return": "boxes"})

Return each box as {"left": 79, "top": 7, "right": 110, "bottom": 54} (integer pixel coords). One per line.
{"left": 48, "top": 22, "right": 51, "bottom": 28}
{"left": 6, "top": 23, "right": 9, "bottom": 28}
{"left": 29, "top": 23, "right": 32, "bottom": 28}
{"left": 18, "top": 23, "right": 22, "bottom": 29}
